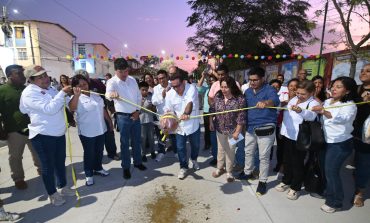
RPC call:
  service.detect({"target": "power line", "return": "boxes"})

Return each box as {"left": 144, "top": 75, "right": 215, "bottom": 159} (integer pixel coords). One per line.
{"left": 50, "top": 0, "right": 146, "bottom": 56}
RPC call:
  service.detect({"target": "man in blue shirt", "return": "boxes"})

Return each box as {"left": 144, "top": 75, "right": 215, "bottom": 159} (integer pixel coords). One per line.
{"left": 238, "top": 67, "right": 280, "bottom": 196}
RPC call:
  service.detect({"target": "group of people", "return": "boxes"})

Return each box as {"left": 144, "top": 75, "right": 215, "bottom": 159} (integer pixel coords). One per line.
{"left": 0, "top": 59, "right": 369, "bottom": 220}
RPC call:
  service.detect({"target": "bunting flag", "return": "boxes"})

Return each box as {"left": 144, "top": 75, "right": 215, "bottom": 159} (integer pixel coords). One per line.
{"left": 64, "top": 53, "right": 321, "bottom": 61}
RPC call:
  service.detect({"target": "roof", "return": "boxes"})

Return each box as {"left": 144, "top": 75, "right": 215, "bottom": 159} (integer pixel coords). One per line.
{"left": 11, "top": 20, "right": 76, "bottom": 38}
{"left": 77, "top": 43, "right": 110, "bottom": 51}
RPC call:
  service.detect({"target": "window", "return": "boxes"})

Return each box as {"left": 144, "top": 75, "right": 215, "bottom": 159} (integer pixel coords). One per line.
{"left": 14, "top": 27, "right": 25, "bottom": 39}
{"left": 17, "top": 48, "right": 28, "bottom": 60}
{"left": 78, "top": 44, "right": 86, "bottom": 56}
{"left": 80, "top": 61, "right": 86, "bottom": 70}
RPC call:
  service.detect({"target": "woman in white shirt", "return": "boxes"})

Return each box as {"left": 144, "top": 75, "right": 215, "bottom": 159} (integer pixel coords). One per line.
{"left": 69, "top": 75, "right": 110, "bottom": 186}
{"left": 275, "top": 80, "right": 320, "bottom": 200}
{"left": 312, "top": 76, "right": 358, "bottom": 213}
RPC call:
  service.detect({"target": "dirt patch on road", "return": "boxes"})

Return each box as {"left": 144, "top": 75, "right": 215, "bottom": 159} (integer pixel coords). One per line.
{"left": 146, "top": 184, "right": 184, "bottom": 223}
{"left": 145, "top": 184, "right": 211, "bottom": 223}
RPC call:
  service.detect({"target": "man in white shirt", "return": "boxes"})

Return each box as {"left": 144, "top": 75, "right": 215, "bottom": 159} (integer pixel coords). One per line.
{"left": 152, "top": 69, "right": 176, "bottom": 161}
{"left": 163, "top": 70, "right": 201, "bottom": 180}
{"left": 106, "top": 58, "right": 147, "bottom": 179}
{"left": 20, "top": 65, "right": 75, "bottom": 206}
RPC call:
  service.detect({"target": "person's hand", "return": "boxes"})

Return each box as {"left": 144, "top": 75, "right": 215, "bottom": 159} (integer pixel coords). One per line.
{"left": 281, "top": 101, "right": 288, "bottom": 107}
{"left": 291, "top": 105, "right": 302, "bottom": 113}
{"left": 209, "top": 122, "right": 215, "bottom": 131}
{"left": 361, "top": 91, "right": 370, "bottom": 102}
{"left": 72, "top": 87, "right": 81, "bottom": 96}
{"left": 62, "top": 85, "right": 72, "bottom": 94}
{"left": 180, "top": 114, "right": 190, "bottom": 121}
{"left": 109, "top": 91, "right": 119, "bottom": 99}
{"left": 311, "top": 105, "right": 324, "bottom": 114}
{"left": 255, "top": 101, "right": 267, "bottom": 109}
{"left": 131, "top": 111, "right": 140, "bottom": 120}
{"left": 162, "top": 89, "right": 166, "bottom": 98}
{"left": 232, "top": 131, "right": 240, "bottom": 140}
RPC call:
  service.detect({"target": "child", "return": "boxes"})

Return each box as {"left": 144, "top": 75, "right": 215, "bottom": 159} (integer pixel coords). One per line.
{"left": 139, "top": 81, "right": 156, "bottom": 161}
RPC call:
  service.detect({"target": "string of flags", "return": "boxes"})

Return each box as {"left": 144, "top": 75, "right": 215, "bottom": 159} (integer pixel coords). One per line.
{"left": 65, "top": 53, "right": 322, "bottom": 61}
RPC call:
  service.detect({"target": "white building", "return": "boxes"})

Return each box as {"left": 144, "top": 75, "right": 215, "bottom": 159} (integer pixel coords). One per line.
{"left": 0, "top": 20, "right": 75, "bottom": 79}
{"left": 74, "top": 43, "right": 113, "bottom": 78}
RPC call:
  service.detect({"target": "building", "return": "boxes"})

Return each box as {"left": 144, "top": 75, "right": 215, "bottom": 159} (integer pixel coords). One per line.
{"left": 74, "top": 43, "right": 113, "bottom": 78}
{"left": 0, "top": 20, "right": 75, "bottom": 79}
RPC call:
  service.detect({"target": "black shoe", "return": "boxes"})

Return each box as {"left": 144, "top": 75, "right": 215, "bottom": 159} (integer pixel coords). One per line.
{"left": 142, "top": 155, "right": 148, "bottom": 162}
{"left": 256, "top": 181, "right": 267, "bottom": 196}
{"left": 134, "top": 164, "right": 147, "bottom": 171}
{"left": 123, "top": 169, "right": 131, "bottom": 179}
{"left": 151, "top": 152, "right": 157, "bottom": 159}
{"left": 209, "top": 159, "right": 217, "bottom": 166}
{"left": 236, "top": 171, "right": 254, "bottom": 180}
{"left": 108, "top": 154, "right": 120, "bottom": 161}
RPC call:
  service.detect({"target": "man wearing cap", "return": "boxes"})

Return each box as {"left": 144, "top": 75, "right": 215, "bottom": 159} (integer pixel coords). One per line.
{"left": 106, "top": 58, "right": 147, "bottom": 179}
{"left": 0, "top": 65, "right": 41, "bottom": 190}
{"left": 75, "top": 69, "right": 119, "bottom": 161}
{"left": 19, "top": 65, "right": 75, "bottom": 206}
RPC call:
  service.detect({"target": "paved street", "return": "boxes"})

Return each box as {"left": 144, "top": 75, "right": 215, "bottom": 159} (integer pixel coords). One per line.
{"left": 0, "top": 127, "right": 369, "bottom": 223}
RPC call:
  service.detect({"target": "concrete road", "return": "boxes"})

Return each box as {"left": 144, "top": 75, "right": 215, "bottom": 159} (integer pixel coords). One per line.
{"left": 0, "top": 127, "right": 369, "bottom": 223}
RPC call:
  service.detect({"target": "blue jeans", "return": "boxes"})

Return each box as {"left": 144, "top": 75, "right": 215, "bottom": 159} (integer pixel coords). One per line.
{"left": 210, "top": 130, "right": 218, "bottom": 160}
{"left": 176, "top": 128, "right": 200, "bottom": 169}
{"left": 31, "top": 134, "right": 66, "bottom": 195}
{"left": 325, "top": 138, "right": 353, "bottom": 208}
{"left": 354, "top": 138, "right": 370, "bottom": 189}
{"left": 235, "top": 138, "right": 245, "bottom": 167}
{"left": 79, "top": 134, "right": 105, "bottom": 177}
{"left": 116, "top": 114, "right": 142, "bottom": 170}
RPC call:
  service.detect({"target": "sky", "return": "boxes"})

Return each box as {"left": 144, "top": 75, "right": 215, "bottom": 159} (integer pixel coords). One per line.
{"left": 3, "top": 0, "right": 369, "bottom": 71}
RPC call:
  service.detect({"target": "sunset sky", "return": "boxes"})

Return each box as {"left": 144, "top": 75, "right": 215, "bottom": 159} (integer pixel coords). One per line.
{"left": 5, "top": 0, "right": 369, "bottom": 71}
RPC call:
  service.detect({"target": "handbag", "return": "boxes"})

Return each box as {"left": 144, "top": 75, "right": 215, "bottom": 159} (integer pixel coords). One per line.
{"left": 296, "top": 102, "right": 325, "bottom": 152}
{"left": 254, "top": 125, "right": 275, "bottom": 136}
{"left": 304, "top": 152, "right": 325, "bottom": 194}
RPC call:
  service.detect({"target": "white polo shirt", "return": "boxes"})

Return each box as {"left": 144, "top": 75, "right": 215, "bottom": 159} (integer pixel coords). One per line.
{"left": 74, "top": 94, "right": 107, "bottom": 137}
{"left": 105, "top": 75, "right": 141, "bottom": 113}
{"left": 20, "top": 84, "right": 68, "bottom": 139}
{"left": 164, "top": 83, "right": 200, "bottom": 136}
{"left": 152, "top": 84, "right": 167, "bottom": 115}
{"left": 322, "top": 99, "right": 357, "bottom": 143}
{"left": 280, "top": 96, "right": 320, "bottom": 141}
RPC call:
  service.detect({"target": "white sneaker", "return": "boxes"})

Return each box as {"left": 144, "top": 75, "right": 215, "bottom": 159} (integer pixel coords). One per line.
{"left": 0, "top": 208, "right": 20, "bottom": 221}
{"left": 57, "top": 187, "right": 76, "bottom": 197}
{"left": 178, "top": 168, "right": 187, "bottom": 180}
{"left": 94, "top": 169, "right": 110, "bottom": 176}
{"left": 155, "top": 153, "right": 165, "bottom": 162}
{"left": 85, "top": 177, "right": 94, "bottom": 186}
{"left": 275, "top": 182, "right": 289, "bottom": 192}
{"left": 286, "top": 189, "right": 299, "bottom": 200}
{"left": 192, "top": 160, "right": 200, "bottom": 170}
{"left": 321, "top": 204, "right": 341, "bottom": 213}
{"left": 49, "top": 192, "right": 66, "bottom": 206}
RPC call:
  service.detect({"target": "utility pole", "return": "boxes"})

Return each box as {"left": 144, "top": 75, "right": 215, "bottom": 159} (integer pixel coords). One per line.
{"left": 317, "top": 0, "right": 329, "bottom": 76}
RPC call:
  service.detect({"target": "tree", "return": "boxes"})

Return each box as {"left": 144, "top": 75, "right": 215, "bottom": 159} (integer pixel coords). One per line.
{"left": 331, "top": 0, "right": 370, "bottom": 78}
{"left": 186, "top": 0, "right": 313, "bottom": 69}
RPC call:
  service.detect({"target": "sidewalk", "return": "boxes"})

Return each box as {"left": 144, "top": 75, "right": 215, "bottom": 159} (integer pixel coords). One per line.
{"left": 0, "top": 128, "right": 369, "bottom": 223}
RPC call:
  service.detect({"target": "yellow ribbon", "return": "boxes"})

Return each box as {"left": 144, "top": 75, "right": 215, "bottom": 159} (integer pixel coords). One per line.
{"left": 63, "top": 98, "right": 81, "bottom": 206}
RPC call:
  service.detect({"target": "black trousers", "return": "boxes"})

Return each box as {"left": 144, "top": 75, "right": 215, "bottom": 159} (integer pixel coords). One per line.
{"left": 203, "top": 113, "right": 211, "bottom": 148}
{"left": 282, "top": 136, "right": 307, "bottom": 191}
{"left": 275, "top": 127, "right": 285, "bottom": 168}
